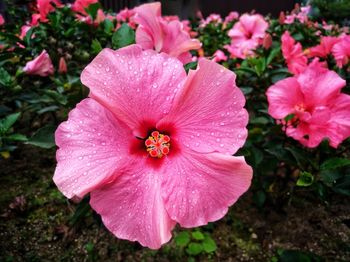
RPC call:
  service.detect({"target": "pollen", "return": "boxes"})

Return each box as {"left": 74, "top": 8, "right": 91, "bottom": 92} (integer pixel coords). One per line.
{"left": 145, "top": 131, "right": 170, "bottom": 158}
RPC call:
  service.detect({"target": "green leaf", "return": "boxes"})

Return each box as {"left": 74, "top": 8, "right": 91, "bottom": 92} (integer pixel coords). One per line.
{"left": 320, "top": 158, "right": 350, "bottom": 170}
{"left": 202, "top": 235, "right": 217, "bottom": 253}
{"left": 0, "top": 67, "right": 12, "bottom": 87}
{"left": 266, "top": 47, "right": 280, "bottom": 65}
{"left": 175, "top": 231, "right": 190, "bottom": 247}
{"left": 70, "top": 196, "right": 91, "bottom": 226}
{"left": 91, "top": 39, "right": 103, "bottom": 54}
{"left": 284, "top": 114, "right": 295, "bottom": 122}
{"left": 296, "top": 172, "right": 314, "bottom": 187}
{"left": 26, "top": 125, "right": 56, "bottom": 149}
{"left": 320, "top": 169, "right": 342, "bottom": 185}
{"left": 43, "top": 90, "right": 67, "bottom": 105}
{"left": 112, "top": 23, "right": 135, "bottom": 49}
{"left": 0, "top": 112, "right": 21, "bottom": 134}
{"left": 5, "top": 134, "right": 28, "bottom": 141}
{"left": 184, "top": 61, "right": 198, "bottom": 73}
{"left": 23, "top": 27, "right": 35, "bottom": 46}
{"left": 186, "top": 243, "right": 203, "bottom": 256}
{"left": 103, "top": 19, "right": 114, "bottom": 34}
{"left": 333, "top": 175, "right": 350, "bottom": 196}
{"left": 85, "top": 2, "right": 101, "bottom": 20}
{"left": 250, "top": 116, "right": 269, "bottom": 125}
{"left": 192, "top": 231, "right": 204, "bottom": 240}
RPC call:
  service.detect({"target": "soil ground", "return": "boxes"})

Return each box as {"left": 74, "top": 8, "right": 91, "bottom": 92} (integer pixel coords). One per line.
{"left": 0, "top": 146, "right": 349, "bottom": 261}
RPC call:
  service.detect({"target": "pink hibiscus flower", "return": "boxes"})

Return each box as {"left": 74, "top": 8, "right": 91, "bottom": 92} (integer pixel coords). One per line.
{"left": 281, "top": 31, "right": 307, "bottom": 74}
{"left": 224, "top": 11, "right": 239, "bottom": 24}
{"left": 134, "top": 2, "right": 201, "bottom": 64}
{"left": 0, "top": 14, "right": 5, "bottom": 26}
{"left": 332, "top": 35, "right": 350, "bottom": 68}
{"left": 225, "top": 14, "right": 268, "bottom": 59}
{"left": 34, "top": 0, "right": 62, "bottom": 23}
{"left": 200, "top": 14, "right": 222, "bottom": 27}
{"left": 212, "top": 49, "right": 228, "bottom": 62}
{"left": 308, "top": 36, "right": 339, "bottom": 58}
{"left": 72, "top": 0, "right": 98, "bottom": 15}
{"left": 266, "top": 59, "right": 350, "bottom": 148}
{"left": 284, "top": 5, "right": 310, "bottom": 24}
{"left": 53, "top": 45, "right": 252, "bottom": 249}
{"left": 23, "top": 50, "right": 54, "bottom": 76}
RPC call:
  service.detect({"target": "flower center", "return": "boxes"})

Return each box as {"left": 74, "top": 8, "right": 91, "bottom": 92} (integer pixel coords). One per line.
{"left": 145, "top": 131, "right": 170, "bottom": 158}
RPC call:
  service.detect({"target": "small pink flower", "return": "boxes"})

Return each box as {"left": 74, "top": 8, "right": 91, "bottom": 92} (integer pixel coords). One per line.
{"left": 308, "top": 36, "right": 339, "bottom": 58}
{"left": 0, "top": 14, "right": 5, "bottom": 26}
{"left": 72, "top": 0, "right": 98, "bottom": 15}
{"left": 225, "top": 14, "right": 268, "bottom": 59}
{"left": 266, "top": 59, "right": 350, "bottom": 148}
{"left": 281, "top": 31, "right": 307, "bottom": 74}
{"left": 284, "top": 5, "right": 310, "bottom": 24}
{"left": 53, "top": 45, "right": 252, "bottom": 249}
{"left": 23, "top": 50, "right": 54, "bottom": 77}
{"left": 224, "top": 11, "right": 239, "bottom": 24}
{"left": 134, "top": 2, "right": 201, "bottom": 64}
{"left": 212, "top": 49, "right": 228, "bottom": 62}
{"left": 332, "top": 35, "right": 350, "bottom": 68}
{"left": 200, "top": 14, "right": 222, "bottom": 27}
{"left": 58, "top": 57, "right": 67, "bottom": 74}
{"left": 20, "top": 25, "right": 32, "bottom": 40}
{"left": 116, "top": 7, "right": 135, "bottom": 22}
{"left": 37, "top": 0, "right": 62, "bottom": 22}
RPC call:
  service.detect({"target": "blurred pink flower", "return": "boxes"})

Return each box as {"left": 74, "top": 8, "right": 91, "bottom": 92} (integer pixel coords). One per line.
{"left": 200, "top": 14, "right": 222, "bottom": 27}
{"left": 267, "top": 59, "right": 350, "bottom": 148}
{"left": 281, "top": 31, "right": 307, "bottom": 74}
{"left": 212, "top": 49, "right": 228, "bottom": 62}
{"left": 225, "top": 14, "right": 268, "bottom": 59}
{"left": 23, "top": 50, "right": 54, "bottom": 77}
{"left": 284, "top": 5, "right": 310, "bottom": 24}
{"left": 134, "top": 2, "right": 201, "bottom": 64}
{"left": 58, "top": 57, "right": 67, "bottom": 74}
{"left": 116, "top": 7, "right": 135, "bottom": 22}
{"left": 53, "top": 44, "right": 252, "bottom": 249}
{"left": 20, "top": 25, "right": 32, "bottom": 40}
{"left": 0, "top": 14, "right": 5, "bottom": 26}
{"left": 332, "top": 35, "right": 350, "bottom": 68}
{"left": 224, "top": 11, "right": 239, "bottom": 24}
{"left": 308, "top": 36, "right": 339, "bottom": 58}
{"left": 72, "top": 0, "right": 98, "bottom": 15}
{"left": 35, "top": 0, "right": 62, "bottom": 23}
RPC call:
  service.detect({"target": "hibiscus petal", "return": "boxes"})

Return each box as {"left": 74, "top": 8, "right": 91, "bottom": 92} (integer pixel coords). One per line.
{"left": 54, "top": 98, "right": 133, "bottom": 198}
{"left": 158, "top": 58, "right": 248, "bottom": 155}
{"left": 161, "top": 152, "right": 252, "bottom": 227}
{"left": 266, "top": 77, "right": 304, "bottom": 119}
{"left": 81, "top": 45, "right": 186, "bottom": 137}
{"left": 90, "top": 161, "right": 176, "bottom": 249}
{"left": 134, "top": 2, "right": 163, "bottom": 51}
{"left": 297, "top": 62, "right": 346, "bottom": 105}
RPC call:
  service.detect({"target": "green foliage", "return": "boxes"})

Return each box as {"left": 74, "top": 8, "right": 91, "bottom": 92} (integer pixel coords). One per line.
{"left": 112, "top": 23, "right": 135, "bottom": 49}
{"left": 175, "top": 230, "right": 217, "bottom": 259}
{"left": 311, "top": 0, "right": 350, "bottom": 25}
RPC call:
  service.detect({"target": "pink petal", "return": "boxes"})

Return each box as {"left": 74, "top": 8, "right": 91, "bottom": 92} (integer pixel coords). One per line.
{"left": 266, "top": 77, "right": 304, "bottom": 119}
{"left": 297, "top": 62, "right": 346, "bottom": 105}
{"left": 81, "top": 45, "right": 186, "bottom": 137}
{"left": 54, "top": 98, "right": 133, "bottom": 198}
{"left": 161, "top": 20, "right": 201, "bottom": 61}
{"left": 161, "top": 152, "right": 252, "bottom": 227}
{"left": 90, "top": 159, "right": 176, "bottom": 249}
{"left": 135, "top": 26, "right": 154, "bottom": 50}
{"left": 134, "top": 2, "right": 163, "bottom": 52}
{"left": 158, "top": 58, "right": 248, "bottom": 155}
